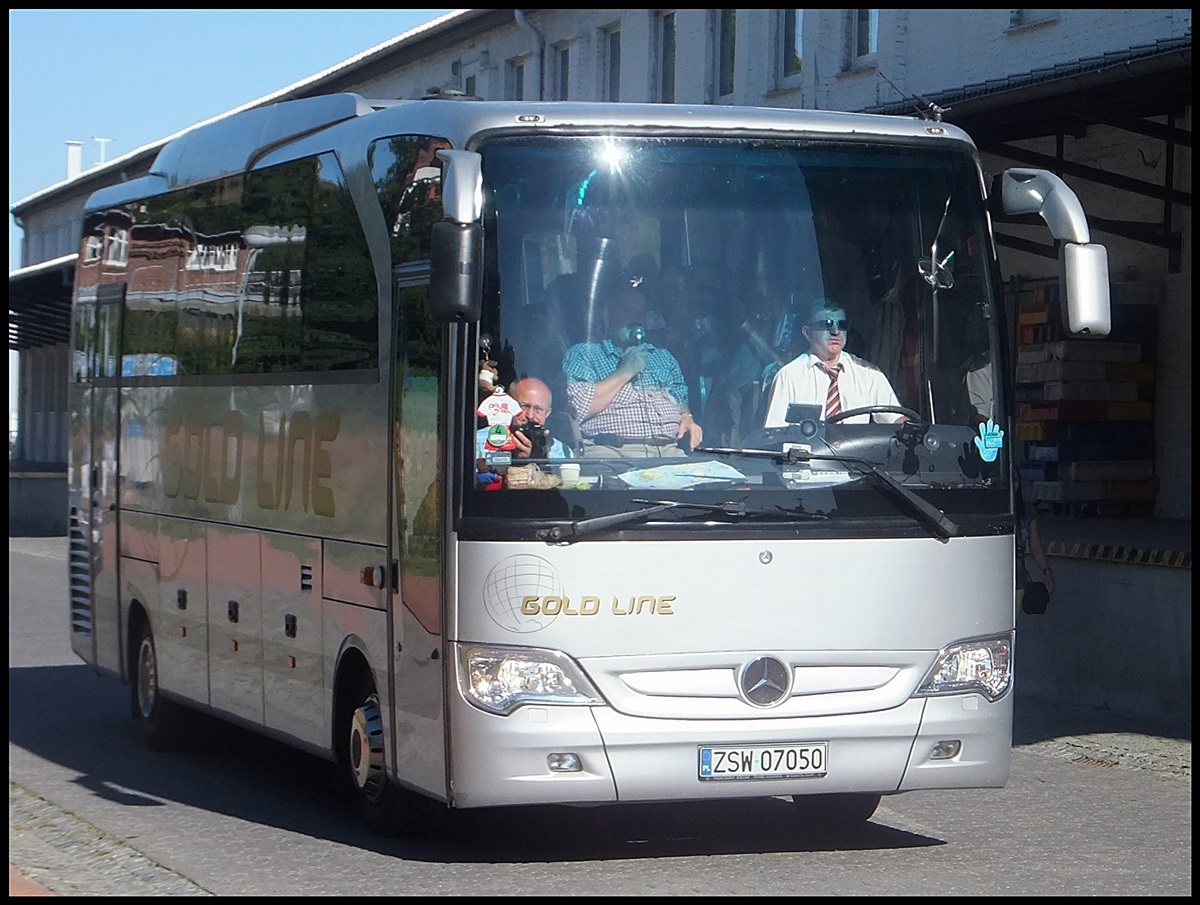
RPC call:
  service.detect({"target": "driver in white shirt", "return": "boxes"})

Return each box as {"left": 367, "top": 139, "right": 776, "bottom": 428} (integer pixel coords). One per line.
{"left": 762, "top": 298, "right": 907, "bottom": 427}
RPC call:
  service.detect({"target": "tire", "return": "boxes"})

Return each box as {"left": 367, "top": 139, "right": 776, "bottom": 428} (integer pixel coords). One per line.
{"left": 339, "top": 671, "right": 439, "bottom": 837}
{"left": 791, "top": 793, "right": 882, "bottom": 832}
{"left": 131, "top": 620, "right": 183, "bottom": 751}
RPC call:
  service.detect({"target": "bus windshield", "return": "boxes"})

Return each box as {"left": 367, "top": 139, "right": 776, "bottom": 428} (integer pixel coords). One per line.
{"left": 466, "top": 135, "right": 1008, "bottom": 531}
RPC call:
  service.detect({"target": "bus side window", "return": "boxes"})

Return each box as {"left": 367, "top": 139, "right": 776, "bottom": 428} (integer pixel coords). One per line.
{"left": 369, "top": 134, "right": 453, "bottom": 267}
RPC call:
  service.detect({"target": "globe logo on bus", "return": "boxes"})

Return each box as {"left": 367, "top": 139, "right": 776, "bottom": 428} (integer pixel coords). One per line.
{"left": 482, "top": 554, "right": 564, "bottom": 633}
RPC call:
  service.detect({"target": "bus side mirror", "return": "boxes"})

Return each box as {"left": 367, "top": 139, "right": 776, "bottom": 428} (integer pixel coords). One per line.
{"left": 999, "top": 168, "right": 1111, "bottom": 337}
{"left": 429, "top": 148, "right": 484, "bottom": 323}
{"left": 429, "top": 221, "right": 482, "bottom": 323}
{"left": 1061, "top": 242, "right": 1110, "bottom": 337}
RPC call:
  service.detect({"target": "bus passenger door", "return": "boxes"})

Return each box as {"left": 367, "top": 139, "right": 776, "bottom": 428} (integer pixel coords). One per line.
{"left": 390, "top": 275, "right": 448, "bottom": 798}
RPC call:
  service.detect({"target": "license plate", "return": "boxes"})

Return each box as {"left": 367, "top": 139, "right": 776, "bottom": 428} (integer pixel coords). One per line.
{"left": 698, "top": 743, "right": 828, "bottom": 781}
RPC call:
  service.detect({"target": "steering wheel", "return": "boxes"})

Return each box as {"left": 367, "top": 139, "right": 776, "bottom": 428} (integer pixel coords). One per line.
{"left": 826, "top": 404, "right": 922, "bottom": 424}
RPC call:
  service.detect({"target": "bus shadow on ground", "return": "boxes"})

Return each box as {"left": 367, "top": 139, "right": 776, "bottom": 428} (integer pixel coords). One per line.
{"left": 10, "top": 664, "right": 950, "bottom": 862}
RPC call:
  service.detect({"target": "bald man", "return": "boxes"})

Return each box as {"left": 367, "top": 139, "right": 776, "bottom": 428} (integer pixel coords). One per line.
{"left": 476, "top": 377, "right": 572, "bottom": 474}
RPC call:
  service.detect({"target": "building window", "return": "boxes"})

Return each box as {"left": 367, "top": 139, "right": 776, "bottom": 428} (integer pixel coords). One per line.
{"left": 556, "top": 45, "right": 571, "bottom": 100}
{"left": 603, "top": 27, "right": 621, "bottom": 101}
{"left": 185, "top": 242, "right": 239, "bottom": 272}
{"left": 459, "top": 56, "right": 485, "bottom": 99}
{"left": 104, "top": 228, "right": 128, "bottom": 267}
{"left": 656, "top": 11, "right": 676, "bottom": 103}
{"left": 83, "top": 234, "right": 102, "bottom": 263}
{"left": 717, "top": 9, "right": 736, "bottom": 97}
{"left": 782, "top": 9, "right": 803, "bottom": 77}
{"left": 853, "top": 9, "right": 879, "bottom": 62}
{"left": 506, "top": 57, "right": 526, "bottom": 101}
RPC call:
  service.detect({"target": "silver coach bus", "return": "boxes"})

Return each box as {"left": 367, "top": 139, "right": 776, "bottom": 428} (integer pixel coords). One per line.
{"left": 68, "top": 94, "right": 1110, "bottom": 836}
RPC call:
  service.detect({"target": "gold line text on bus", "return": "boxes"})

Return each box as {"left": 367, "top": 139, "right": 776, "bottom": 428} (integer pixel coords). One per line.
{"left": 160, "top": 409, "right": 340, "bottom": 515}
{"left": 520, "top": 596, "right": 677, "bottom": 617}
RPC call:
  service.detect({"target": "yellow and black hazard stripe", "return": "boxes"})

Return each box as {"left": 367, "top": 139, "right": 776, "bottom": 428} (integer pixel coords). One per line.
{"left": 1044, "top": 540, "right": 1191, "bottom": 569}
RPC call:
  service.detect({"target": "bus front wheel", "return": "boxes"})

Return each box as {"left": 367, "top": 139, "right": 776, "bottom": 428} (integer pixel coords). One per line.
{"left": 339, "top": 672, "right": 436, "bottom": 837}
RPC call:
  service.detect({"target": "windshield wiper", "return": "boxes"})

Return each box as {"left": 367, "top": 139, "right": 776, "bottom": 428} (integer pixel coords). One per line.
{"left": 535, "top": 498, "right": 815, "bottom": 544}
{"left": 695, "top": 445, "right": 959, "bottom": 543}
{"left": 634, "top": 498, "right": 828, "bottom": 523}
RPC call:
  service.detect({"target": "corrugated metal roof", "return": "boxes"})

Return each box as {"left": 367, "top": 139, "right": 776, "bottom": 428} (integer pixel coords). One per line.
{"left": 865, "top": 32, "right": 1192, "bottom": 118}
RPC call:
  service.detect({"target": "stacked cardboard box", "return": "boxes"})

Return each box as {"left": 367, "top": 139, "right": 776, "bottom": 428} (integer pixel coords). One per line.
{"left": 1012, "top": 281, "right": 1157, "bottom": 516}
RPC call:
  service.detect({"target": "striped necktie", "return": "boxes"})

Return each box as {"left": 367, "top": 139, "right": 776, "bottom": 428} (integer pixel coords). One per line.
{"left": 819, "top": 363, "right": 843, "bottom": 419}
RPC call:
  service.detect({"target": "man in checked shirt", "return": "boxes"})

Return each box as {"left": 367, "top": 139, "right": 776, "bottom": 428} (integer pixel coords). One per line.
{"left": 563, "top": 284, "right": 704, "bottom": 457}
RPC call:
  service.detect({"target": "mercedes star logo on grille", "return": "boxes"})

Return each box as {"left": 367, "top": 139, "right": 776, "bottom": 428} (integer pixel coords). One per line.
{"left": 738, "top": 655, "right": 792, "bottom": 707}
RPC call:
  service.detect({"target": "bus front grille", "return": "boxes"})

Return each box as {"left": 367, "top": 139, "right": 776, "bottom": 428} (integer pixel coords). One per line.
{"left": 68, "top": 508, "right": 93, "bottom": 636}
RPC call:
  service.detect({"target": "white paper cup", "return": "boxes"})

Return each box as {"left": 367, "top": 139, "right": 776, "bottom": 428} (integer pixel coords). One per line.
{"left": 559, "top": 463, "right": 581, "bottom": 483}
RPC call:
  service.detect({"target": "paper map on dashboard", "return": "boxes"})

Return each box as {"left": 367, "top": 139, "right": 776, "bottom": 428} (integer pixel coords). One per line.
{"left": 617, "top": 461, "right": 747, "bottom": 490}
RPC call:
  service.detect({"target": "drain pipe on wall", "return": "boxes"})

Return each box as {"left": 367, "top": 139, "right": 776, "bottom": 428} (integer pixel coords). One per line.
{"left": 514, "top": 10, "right": 545, "bottom": 101}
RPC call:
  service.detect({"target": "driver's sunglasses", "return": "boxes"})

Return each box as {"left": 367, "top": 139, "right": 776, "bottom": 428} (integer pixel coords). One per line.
{"left": 809, "top": 318, "right": 849, "bottom": 333}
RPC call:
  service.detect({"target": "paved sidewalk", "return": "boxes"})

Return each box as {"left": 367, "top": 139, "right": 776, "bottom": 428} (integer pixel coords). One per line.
{"left": 8, "top": 784, "right": 211, "bottom": 897}
{"left": 1012, "top": 695, "right": 1191, "bottom": 780}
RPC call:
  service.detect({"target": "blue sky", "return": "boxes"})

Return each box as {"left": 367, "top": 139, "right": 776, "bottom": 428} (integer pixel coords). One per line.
{"left": 8, "top": 8, "right": 455, "bottom": 273}
{"left": 8, "top": 9, "right": 453, "bottom": 420}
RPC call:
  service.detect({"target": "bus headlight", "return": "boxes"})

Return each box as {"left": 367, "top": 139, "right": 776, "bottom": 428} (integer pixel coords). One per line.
{"left": 915, "top": 633, "right": 1013, "bottom": 702}
{"left": 458, "top": 644, "right": 604, "bottom": 715}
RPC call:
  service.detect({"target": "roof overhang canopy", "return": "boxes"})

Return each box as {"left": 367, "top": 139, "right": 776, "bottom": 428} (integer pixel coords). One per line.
{"left": 864, "top": 36, "right": 1191, "bottom": 268}
{"left": 8, "top": 254, "right": 76, "bottom": 350}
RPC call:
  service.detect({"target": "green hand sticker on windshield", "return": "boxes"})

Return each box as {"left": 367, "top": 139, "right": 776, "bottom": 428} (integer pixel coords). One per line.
{"left": 974, "top": 418, "right": 1004, "bottom": 463}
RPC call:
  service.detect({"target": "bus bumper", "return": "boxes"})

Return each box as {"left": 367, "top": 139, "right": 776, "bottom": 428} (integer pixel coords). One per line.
{"left": 448, "top": 693, "right": 1011, "bottom": 808}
